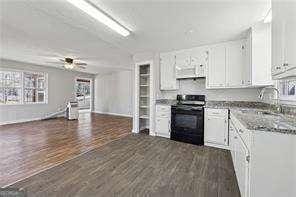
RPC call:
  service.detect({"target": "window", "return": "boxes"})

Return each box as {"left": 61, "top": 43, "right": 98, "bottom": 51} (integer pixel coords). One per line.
{"left": 0, "top": 71, "right": 22, "bottom": 104}
{"left": 0, "top": 70, "right": 47, "bottom": 105}
{"left": 279, "top": 79, "right": 296, "bottom": 102}
{"left": 24, "top": 72, "right": 46, "bottom": 103}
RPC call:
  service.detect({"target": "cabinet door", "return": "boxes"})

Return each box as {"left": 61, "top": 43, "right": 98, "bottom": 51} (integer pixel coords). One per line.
{"left": 155, "top": 117, "right": 170, "bottom": 138}
{"left": 235, "top": 135, "right": 249, "bottom": 197}
{"left": 283, "top": 2, "right": 296, "bottom": 71}
{"left": 243, "top": 33, "right": 252, "bottom": 86}
{"left": 175, "top": 50, "right": 191, "bottom": 69}
{"left": 207, "top": 45, "right": 226, "bottom": 88}
{"left": 229, "top": 122, "right": 236, "bottom": 160}
{"left": 160, "top": 52, "right": 177, "bottom": 90}
{"left": 226, "top": 41, "right": 245, "bottom": 87}
{"left": 204, "top": 115, "right": 228, "bottom": 145}
{"left": 271, "top": 1, "right": 294, "bottom": 76}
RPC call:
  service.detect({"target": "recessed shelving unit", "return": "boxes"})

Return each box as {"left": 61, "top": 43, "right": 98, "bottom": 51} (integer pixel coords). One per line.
{"left": 134, "top": 61, "right": 154, "bottom": 136}
{"left": 138, "top": 64, "right": 150, "bottom": 133}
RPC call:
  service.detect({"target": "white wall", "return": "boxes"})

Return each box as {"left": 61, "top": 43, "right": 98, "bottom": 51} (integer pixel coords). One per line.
{"left": 0, "top": 59, "right": 94, "bottom": 124}
{"left": 94, "top": 70, "right": 133, "bottom": 116}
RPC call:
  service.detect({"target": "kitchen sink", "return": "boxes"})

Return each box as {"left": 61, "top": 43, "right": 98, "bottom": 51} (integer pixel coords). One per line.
{"left": 239, "top": 109, "right": 279, "bottom": 116}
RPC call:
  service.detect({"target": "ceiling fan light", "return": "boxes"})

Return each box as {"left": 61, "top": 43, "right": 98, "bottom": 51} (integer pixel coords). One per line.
{"left": 64, "top": 63, "right": 74, "bottom": 69}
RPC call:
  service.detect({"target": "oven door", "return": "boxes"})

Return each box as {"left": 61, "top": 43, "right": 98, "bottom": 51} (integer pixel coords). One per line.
{"left": 171, "top": 106, "right": 204, "bottom": 145}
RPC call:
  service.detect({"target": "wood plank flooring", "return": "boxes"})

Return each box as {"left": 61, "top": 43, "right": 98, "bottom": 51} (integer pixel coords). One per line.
{"left": 8, "top": 134, "right": 240, "bottom": 197}
{"left": 0, "top": 113, "right": 132, "bottom": 187}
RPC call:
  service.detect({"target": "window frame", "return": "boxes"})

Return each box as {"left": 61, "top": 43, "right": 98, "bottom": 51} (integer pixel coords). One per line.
{"left": 0, "top": 68, "right": 48, "bottom": 106}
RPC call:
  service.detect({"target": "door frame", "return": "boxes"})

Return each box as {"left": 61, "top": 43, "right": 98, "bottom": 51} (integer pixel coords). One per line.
{"left": 75, "top": 77, "right": 93, "bottom": 112}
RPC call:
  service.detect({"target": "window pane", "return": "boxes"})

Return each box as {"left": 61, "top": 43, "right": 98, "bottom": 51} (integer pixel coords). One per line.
{"left": 0, "top": 72, "right": 4, "bottom": 87}
{"left": 5, "top": 88, "right": 21, "bottom": 104}
{"left": 288, "top": 81, "right": 296, "bottom": 96}
{"left": 37, "top": 75, "right": 45, "bottom": 89}
{"left": 0, "top": 88, "right": 4, "bottom": 104}
{"left": 37, "top": 91, "right": 45, "bottom": 102}
{"left": 279, "top": 79, "right": 296, "bottom": 101}
{"left": 24, "top": 89, "right": 36, "bottom": 103}
{"left": 24, "top": 73, "right": 37, "bottom": 88}
{"left": 13, "top": 72, "right": 21, "bottom": 87}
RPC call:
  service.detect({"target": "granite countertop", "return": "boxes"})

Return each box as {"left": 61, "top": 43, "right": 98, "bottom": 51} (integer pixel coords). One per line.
{"left": 230, "top": 108, "right": 296, "bottom": 135}
{"left": 156, "top": 99, "right": 177, "bottom": 105}
{"left": 206, "top": 101, "right": 296, "bottom": 135}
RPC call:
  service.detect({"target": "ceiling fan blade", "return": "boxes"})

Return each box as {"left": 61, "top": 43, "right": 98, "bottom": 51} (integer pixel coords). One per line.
{"left": 76, "top": 65, "right": 86, "bottom": 69}
{"left": 75, "top": 62, "right": 87, "bottom": 66}
{"left": 46, "top": 61, "right": 63, "bottom": 64}
{"left": 59, "top": 58, "right": 65, "bottom": 62}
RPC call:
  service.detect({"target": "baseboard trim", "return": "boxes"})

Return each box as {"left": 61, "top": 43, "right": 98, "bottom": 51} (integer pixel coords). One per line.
{"left": 93, "top": 111, "right": 132, "bottom": 118}
{"left": 0, "top": 117, "right": 42, "bottom": 126}
{"left": 205, "top": 142, "right": 230, "bottom": 150}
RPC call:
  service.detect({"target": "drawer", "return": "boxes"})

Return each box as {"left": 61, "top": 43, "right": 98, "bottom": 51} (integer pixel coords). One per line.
{"left": 205, "top": 108, "right": 229, "bottom": 117}
{"left": 156, "top": 105, "right": 171, "bottom": 117}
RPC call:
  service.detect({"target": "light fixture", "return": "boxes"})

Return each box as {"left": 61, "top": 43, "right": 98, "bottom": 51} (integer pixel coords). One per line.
{"left": 66, "top": 0, "right": 130, "bottom": 37}
{"left": 264, "top": 8, "right": 272, "bottom": 23}
{"left": 64, "top": 63, "right": 74, "bottom": 69}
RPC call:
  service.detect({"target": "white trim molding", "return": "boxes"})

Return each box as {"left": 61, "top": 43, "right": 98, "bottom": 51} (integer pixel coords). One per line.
{"left": 0, "top": 117, "right": 42, "bottom": 126}
{"left": 92, "top": 111, "right": 132, "bottom": 118}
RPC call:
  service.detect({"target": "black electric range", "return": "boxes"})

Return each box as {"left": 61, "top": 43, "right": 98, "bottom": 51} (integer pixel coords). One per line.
{"left": 171, "top": 95, "right": 205, "bottom": 145}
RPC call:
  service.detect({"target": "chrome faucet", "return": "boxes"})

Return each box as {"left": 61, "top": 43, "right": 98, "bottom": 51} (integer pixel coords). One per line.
{"left": 258, "top": 86, "right": 282, "bottom": 113}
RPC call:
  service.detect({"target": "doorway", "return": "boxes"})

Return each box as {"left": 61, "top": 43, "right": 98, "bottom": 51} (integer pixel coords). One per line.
{"left": 75, "top": 78, "right": 92, "bottom": 112}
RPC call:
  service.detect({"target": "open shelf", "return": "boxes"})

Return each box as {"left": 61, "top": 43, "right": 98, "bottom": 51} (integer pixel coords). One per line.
{"left": 140, "top": 115, "right": 149, "bottom": 119}
{"left": 138, "top": 64, "right": 151, "bottom": 134}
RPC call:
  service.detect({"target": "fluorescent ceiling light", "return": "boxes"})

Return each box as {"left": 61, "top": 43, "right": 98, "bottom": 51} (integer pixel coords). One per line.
{"left": 66, "top": 0, "right": 130, "bottom": 37}
{"left": 264, "top": 9, "right": 272, "bottom": 23}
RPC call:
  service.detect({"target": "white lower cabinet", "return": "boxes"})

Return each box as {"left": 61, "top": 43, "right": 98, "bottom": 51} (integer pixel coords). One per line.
{"left": 230, "top": 120, "right": 250, "bottom": 197}
{"left": 155, "top": 104, "right": 171, "bottom": 138}
{"left": 204, "top": 108, "right": 229, "bottom": 149}
{"left": 155, "top": 117, "right": 170, "bottom": 138}
{"left": 230, "top": 113, "right": 294, "bottom": 197}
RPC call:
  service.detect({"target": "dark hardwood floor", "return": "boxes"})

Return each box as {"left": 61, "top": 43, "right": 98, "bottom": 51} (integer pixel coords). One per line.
{"left": 8, "top": 134, "right": 240, "bottom": 197}
{"left": 0, "top": 113, "right": 132, "bottom": 187}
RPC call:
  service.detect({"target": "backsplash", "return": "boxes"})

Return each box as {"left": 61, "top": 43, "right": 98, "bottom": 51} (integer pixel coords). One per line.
{"left": 158, "top": 78, "right": 262, "bottom": 102}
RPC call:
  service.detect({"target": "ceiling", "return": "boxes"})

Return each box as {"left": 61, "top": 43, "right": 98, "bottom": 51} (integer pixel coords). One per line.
{"left": 0, "top": 0, "right": 270, "bottom": 74}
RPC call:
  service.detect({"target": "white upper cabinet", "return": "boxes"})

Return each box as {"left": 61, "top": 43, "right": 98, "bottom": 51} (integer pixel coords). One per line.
{"left": 247, "top": 23, "right": 272, "bottom": 86}
{"left": 272, "top": 1, "right": 296, "bottom": 79}
{"left": 226, "top": 40, "right": 246, "bottom": 87}
{"left": 207, "top": 44, "right": 226, "bottom": 88}
{"left": 160, "top": 52, "right": 178, "bottom": 90}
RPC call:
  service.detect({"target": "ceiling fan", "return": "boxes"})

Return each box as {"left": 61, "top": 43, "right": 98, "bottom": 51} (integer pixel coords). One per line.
{"left": 46, "top": 57, "right": 87, "bottom": 70}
